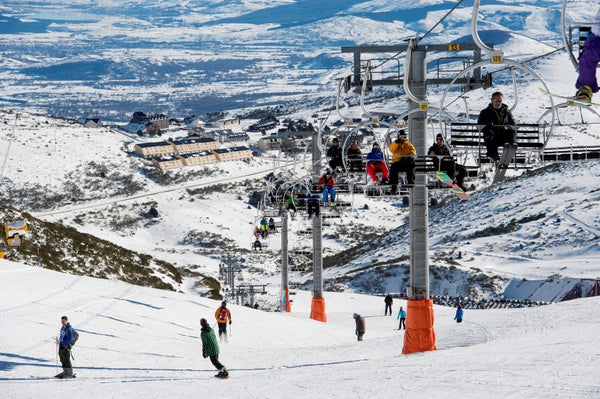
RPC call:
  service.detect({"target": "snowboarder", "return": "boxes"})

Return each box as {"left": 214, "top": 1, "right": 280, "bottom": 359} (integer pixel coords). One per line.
{"left": 397, "top": 306, "right": 406, "bottom": 330}
{"left": 454, "top": 304, "right": 463, "bottom": 323}
{"left": 365, "top": 143, "right": 389, "bottom": 184}
{"left": 200, "top": 318, "right": 229, "bottom": 379}
{"left": 388, "top": 130, "right": 416, "bottom": 194}
{"left": 55, "top": 315, "right": 75, "bottom": 379}
{"left": 384, "top": 293, "right": 393, "bottom": 316}
{"left": 477, "top": 92, "right": 516, "bottom": 161}
{"left": 317, "top": 169, "right": 336, "bottom": 207}
{"left": 575, "top": 8, "right": 600, "bottom": 102}
{"left": 428, "top": 133, "right": 467, "bottom": 192}
{"left": 215, "top": 301, "right": 232, "bottom": 342}
{"left": 353, "top": 313, "right": 366, "bottom": 341}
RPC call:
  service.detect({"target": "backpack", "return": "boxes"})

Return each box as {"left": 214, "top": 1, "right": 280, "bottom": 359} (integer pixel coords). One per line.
{"left": 71, "top": 329, "right": 79, "bottom": 347}
{"left": 218, "top": 307, "right": 228, "bottom": 321}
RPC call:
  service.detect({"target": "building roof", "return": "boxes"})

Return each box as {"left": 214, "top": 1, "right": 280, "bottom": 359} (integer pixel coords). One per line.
{"left": 152, "top": 154, "right": 180, "bottom": 161}
{"left": 179, "top": 151, "right": 215, "bottom": 159}
{"left": 173, "top": 137, "right": 217, "bottom": 145}
{"left": 136, "top": 141, "right": 173, "bottom": 148}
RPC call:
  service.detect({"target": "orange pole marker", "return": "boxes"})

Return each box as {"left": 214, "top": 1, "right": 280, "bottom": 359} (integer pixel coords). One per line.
{"left": 402, "top": 297, "right": 436, "bottom": 354}
{"left": 310, "top": 297, "right": 327, "bottom": 322}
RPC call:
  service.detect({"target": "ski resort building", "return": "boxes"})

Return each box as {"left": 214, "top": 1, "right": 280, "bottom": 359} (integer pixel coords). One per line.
{"left": 151, "top": 154, "right": 184, "bottom": 170}
{"left": 213, "top": 146, "right": 252, "bottom": 162}
{"left": 180, "top": 151, "right": 217, "bottom": 166}
{"left": 173, "top": 137, "right": 219, "bottom": 154}
{"left": 134, "top": 141, "right": 175, "bottom": 158}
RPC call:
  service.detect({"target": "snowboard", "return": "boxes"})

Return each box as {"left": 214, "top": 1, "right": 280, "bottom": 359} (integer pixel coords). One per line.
{"left": 538, "top": 87, "right": 599, "bottom": 107}
{"left": 492, "top": 143, "right": 518, "bottom": 184}
{"left": 435, "top": 172, "right": 470, "bottom": 200}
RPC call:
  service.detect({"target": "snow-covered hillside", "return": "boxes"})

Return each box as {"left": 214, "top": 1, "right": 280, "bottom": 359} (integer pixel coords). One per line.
{"left": 1, "top": 260, "right": 599, "bottom": 398}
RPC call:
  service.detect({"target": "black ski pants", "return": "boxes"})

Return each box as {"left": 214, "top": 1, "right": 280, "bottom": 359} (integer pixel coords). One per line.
{"left": 398, "top": 318, "right": 406, "bottom": 330}
{"left": 389, "top": 158, "right": 415, "bottom": 185}
{"left": 218, "top": 322, "right": 227, "bottom": 337}
{"left": 483, "top": 126, "right": 515, "bottom": 159}
{"left": 385, "top": 303, "right": 392, "bottom": 316}
{"left": 59, "top": 346, "right": 72, "bottom": 369}
{"left": 209, "top": 355, "right": 225, "bottom": 371}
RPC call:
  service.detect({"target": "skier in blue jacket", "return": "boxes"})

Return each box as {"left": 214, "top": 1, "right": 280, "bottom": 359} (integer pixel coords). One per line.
{"left": 397, "top": 306, "right": 407, "bottom": 330}
{"left": 454, "top": 305, "right": 463, "bottom": 323}
{"left": 55, "top": 315, "right": 75, "bottom": 378}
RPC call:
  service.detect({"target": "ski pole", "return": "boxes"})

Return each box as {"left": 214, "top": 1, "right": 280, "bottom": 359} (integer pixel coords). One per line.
{"left": 55, "top": 338, "right": 59, "bottom": 374}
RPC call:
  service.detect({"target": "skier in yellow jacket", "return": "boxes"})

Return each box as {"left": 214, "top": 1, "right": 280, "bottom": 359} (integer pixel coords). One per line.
{"left": 388, "top": 131, "right": 416, "bottom": 194}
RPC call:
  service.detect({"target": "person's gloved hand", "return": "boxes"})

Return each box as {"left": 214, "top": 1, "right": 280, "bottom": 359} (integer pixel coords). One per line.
{"left": 229, "top": 320, "right": 232, "bottom": 325}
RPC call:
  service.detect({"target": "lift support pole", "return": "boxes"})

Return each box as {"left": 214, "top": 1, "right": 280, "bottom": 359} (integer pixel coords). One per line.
{"left": 402, "top": 45, "right": 436, "bottom": 355}
{"left": 281, "top": 209, "right": 291, "bottom": 312}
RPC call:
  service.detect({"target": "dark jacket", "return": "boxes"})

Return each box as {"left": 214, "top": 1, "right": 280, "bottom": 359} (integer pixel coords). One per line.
{"left": 354, "top": 315, "right": 365, "bottom": 333}
{"left": 200, "top": 325, "right": 220, "bottom": 357}
{"left": 477, "top": 103, "right": 515, "bottom": 136}
{"left": 347, "top": 146, "right": 362, "bottom": 159}
{"left": 326, "top": 144, "right": 343, "bottom": 159}
{"left": 384, "top": 294, "right": 393, "bottom": 305}
{"left": 428, "top": 143, "right": 452, "bottom": 168}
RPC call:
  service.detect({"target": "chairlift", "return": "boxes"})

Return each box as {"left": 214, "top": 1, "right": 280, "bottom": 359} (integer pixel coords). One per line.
{"left": 5, "top": 220, "right": 28, "bottom": 247}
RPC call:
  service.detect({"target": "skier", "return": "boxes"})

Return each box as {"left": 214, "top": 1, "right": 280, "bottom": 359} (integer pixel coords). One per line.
{"left": 200, "top": 318, "right": 229, "bottom": 379}
{"left": 55, "top": 316, "right": 75, "bottom": 379}
{"left": 397, "top": 306, "right": 406, "bottom": 330}
{"left": 388, "top": 131, "right": 416, "bottom": 194}
{"left": 306, "top": 192, "right": 320, "bottom": 218}
{"left": 365, "top": 143, "right": 389, "bottom": 184}
{"left": 317, "top": 169, "right": 336, "bottom": 207}
{"left": 428, "top": 133, "right": 467, "bottom": 191}
{"left": 353, "top": 313, "right": 366, "bottom": 341}
{"left": 326, "top": 137, "right": 344, "bottom": 172}
{"left": 575, "top": 8, "right": 600, "bottom": 102}
{"left": 477, "top": 92, "right": 516, "bottom": 161}
{"left": 454, "top": 304, "right": 463, "bottom": 323}
{"left": 215, "top": 301, "right": 232, "bottom": 342}
{"left": 384, "top": 293, "right": 393, "bottom": 316}
{"left": 346, "top": 140, "right": 363, "bottom": 171}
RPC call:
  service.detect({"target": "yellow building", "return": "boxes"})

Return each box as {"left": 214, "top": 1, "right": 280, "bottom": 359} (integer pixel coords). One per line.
{"left": 180, "top": 151, "right": 217, "bottom": 166}
{"left": 151, "top": 155, "right": 184, "bottom": 170}
{"left": 134, "top": 141, "right": 175, "bottom": 158}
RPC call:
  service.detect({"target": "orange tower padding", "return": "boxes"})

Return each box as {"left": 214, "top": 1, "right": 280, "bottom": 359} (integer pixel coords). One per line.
{"left": 310, "top": 297, "right": 327, "bottom": 322}
{"left": 284, "top": 287, "right": 292, "bottom": 312}
{"left": 402, "top": 298, "right": 437, "bottom": 354}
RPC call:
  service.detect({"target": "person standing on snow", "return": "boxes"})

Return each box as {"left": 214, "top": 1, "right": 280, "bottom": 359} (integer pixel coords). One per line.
{"left": 454, "top": 304, "right": 464, "bottom": 323}
{"left": 397, "top": 306, "right": 407, "bottom": 330}
{"left": 55, "top": 316, "right": 75, "bottom": 379}
{"left": 353, "top": 313, "right": 366, "bottom": 341}
{"left": 200, "top": 318, "right": 229, "bottom": 379}
{"left": 384, "top": 293, "right": 393, "bottom": 316}
{"left": 215, "top": 301, "right": 232, "bottom": 342}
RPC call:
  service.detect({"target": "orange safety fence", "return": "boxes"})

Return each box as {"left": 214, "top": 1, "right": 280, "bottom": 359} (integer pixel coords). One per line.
{"left": 402, "top": 297, "right": 437, "bottom": 354}
{"left": 310, "top": 296, "right": 327, "bottom": 322}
